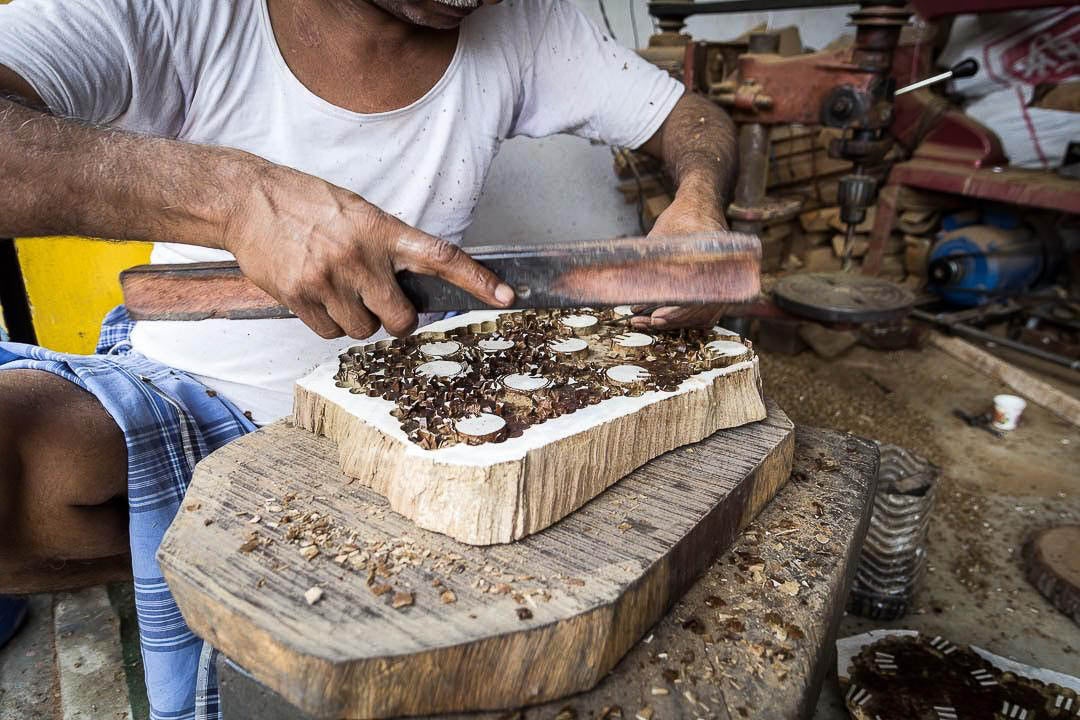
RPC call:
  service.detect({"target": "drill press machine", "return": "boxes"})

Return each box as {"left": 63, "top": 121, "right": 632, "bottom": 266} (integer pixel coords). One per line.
{"left": 649, "top": 0, "right": 930, "bottom": 323}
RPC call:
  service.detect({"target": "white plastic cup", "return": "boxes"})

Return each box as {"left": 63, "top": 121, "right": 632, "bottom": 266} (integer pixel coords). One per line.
{"left": 992, "top": 394, "right": 1027, "bottom": 431}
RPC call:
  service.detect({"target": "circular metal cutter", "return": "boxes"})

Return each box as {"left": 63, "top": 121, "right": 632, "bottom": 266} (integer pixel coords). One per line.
{"left": 773, "top": 272, "right": 915, "bottom": 324}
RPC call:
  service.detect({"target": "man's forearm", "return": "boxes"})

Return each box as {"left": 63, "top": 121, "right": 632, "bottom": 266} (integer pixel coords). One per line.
{"left": 0, "top": 97, "right": 253, "bottom": 247}
{"left": 643, "top": 93, "right": 738, "bottom": 224}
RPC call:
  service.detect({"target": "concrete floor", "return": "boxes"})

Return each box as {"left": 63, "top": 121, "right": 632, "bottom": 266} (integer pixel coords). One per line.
{"left": 758, "top": 345, "right": 1080, "bottom": 718}
{"left": 2, "top": 342, "right": 1077, "bottom": 719}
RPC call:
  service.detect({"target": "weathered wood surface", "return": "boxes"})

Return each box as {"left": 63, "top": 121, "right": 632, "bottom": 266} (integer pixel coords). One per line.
{"left": 215, "top": 426, "right": 880, "bottom": 720}
{"left": 1023, "top": 525, "right": 1080, "bottom": 626}
{"left": 159, "top": 402, "right": 794, "bottom": 719}
{"left": 294, "top": 311, "right": 768, "bottom": 545}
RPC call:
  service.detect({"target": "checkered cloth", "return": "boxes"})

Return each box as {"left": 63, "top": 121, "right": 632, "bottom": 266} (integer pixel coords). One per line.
{"left": 0, "top": 306, "right": 255, "bottom": 720}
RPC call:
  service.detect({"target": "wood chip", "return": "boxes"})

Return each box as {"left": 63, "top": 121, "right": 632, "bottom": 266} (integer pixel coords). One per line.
{"left": 566, "top": 577, "right": 585, "bottom": 587}
{"left": 778, "top": 580, "right": 800, "bottom": 596}
{"left": 300, "top": 545, "right": 319, "bottom": 561}
{"left": 248, "top": 514, "right": 261, "bottom": 524}
{"left": 370, "top": 583, "right": 393, "bottom": 597}
{"left": 516, "top": 607, "right": 533, "bottom": 621}
{"left": 238, "top": 537, "right": 258, "bottom": 554}
{"left": 184, "top": 502, "right": 201, "bottom": 511}
{"left": 391, "top": 591, "right": 414, "bottom": 609}
{"left": 650, "top": 687, "right": 669, "bottom": 696}
{"left": 440, "top": 590, "right": 457, "bottom": 604}
{"left": 636, "top": 707, "right": 654, "bottom": 720}
{"left": 617, "top": 521, "right": 633, "bottom": 532}
{"left": 554, "top": 708, "right": 576, "bottom": 720}
{"left": 304, "top": 586, "right": 323, "bottom": 605}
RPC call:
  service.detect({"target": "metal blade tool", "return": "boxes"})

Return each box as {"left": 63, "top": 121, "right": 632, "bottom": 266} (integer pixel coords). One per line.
{"left": 121, "top": 231, "right": 762, "bottom": 321}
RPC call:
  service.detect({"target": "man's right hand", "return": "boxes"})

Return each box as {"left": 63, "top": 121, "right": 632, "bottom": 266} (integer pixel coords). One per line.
{"left": 222, "top": 161, "right": 515, "bottom": 339}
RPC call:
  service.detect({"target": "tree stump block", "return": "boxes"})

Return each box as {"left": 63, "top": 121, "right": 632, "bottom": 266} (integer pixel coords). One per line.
{"left": 1024, "top": 525, "right": 1080, "bottom": 626}
{"left": 293, "top": 310, "right": 767, "bottom": 545}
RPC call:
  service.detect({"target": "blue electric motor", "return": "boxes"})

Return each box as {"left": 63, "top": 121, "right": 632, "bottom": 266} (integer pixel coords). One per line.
{"left": 928, "top": 219, "right": 1043, "bottom": 308}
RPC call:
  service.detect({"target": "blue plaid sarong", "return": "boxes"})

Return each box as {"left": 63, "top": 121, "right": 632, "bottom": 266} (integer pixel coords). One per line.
{"left": 0, "top": 307, "right": 255, "bottom": 720}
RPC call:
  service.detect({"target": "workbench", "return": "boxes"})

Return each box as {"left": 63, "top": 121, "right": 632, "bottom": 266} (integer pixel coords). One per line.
{"left": 197, "top": 425, "right": 878, "bottom": 720}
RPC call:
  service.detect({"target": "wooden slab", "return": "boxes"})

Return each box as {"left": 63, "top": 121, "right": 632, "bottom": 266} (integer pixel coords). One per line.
{"left": 214, "top": 427, "right": 880, "bottom": 720}
{"left": 1023, "top": 525, "right": 1080, "bottom": 626}
{"left": 159, "top": 402, "right": 794, "bottom": 719}
{"left": 294, "top": 310, "right": 767, "bottom": 545}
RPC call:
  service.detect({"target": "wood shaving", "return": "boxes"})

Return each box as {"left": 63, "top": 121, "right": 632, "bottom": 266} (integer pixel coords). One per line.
{"left": 391, "top": 591, "right": 414, "bottom": 609}
{"left": 238, "top": 536, "right": 258, "bottom": 554}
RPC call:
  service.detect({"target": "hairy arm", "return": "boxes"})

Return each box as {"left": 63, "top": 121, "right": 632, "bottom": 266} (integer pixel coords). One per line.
{"left": 0, "top": 82, "right": 244, "bottom": 250}
{"left": 0, "top": 66, "right": 512, "bottom": 339}
{"left": 639, "top": 91, "right": 737, "bottom": 231}
{"left": 633, "top": 92, "right": 742, "bottom": 329}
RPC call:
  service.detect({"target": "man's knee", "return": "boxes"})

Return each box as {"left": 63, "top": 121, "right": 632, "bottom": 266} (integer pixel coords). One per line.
{"left": 0, "top": 370, "right": 128, "bottom": 562}
{"left": 0, "top": 369, "right": 127, "bottom": 506}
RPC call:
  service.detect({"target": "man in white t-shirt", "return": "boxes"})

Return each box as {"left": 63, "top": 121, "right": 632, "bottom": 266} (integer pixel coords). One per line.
{"left": 0, "top": 0, "right": 738, "bottom": 714}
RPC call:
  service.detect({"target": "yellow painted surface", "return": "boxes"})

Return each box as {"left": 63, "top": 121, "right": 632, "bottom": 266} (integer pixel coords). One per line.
{"left": 15, "top": 237, "right": 152, "bottom": 353}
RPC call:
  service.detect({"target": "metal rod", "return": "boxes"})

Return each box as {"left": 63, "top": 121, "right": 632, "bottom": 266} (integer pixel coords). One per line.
{"left": 895, "top": 69, "right": 953, "bottom": 96}
{"left": 649, "top": 0, "right": 858, "bottom": 19}
{"left": 841, "top": 223, "right": 857, "bottom": 271}
{"left": 912, "top": 309, "right": 1080, "bottom": 371}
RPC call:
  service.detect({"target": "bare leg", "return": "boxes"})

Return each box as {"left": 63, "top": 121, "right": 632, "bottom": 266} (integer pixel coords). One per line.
{"left": 0, "top": 370, "right": 131, "bottom": 593}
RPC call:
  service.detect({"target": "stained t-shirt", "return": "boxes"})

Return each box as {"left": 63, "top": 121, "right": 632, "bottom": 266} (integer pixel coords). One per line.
{"left": 0, "top": 0, "right": 684, "bottom": 423}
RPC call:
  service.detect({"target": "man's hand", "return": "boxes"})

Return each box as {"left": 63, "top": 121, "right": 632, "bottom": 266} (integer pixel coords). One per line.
{"left": 633, "top": 92, "right": 741, "bottom": 331}
{"left": 224, "top": 163, "right": 515, "bottom": 339}
{"left": 629, "top": 186, "right": 732, "bottom": 331}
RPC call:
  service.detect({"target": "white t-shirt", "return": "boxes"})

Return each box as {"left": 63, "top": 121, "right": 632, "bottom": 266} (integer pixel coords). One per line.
{"left": 0, "top": 0, "right": 683, "bottom": 424}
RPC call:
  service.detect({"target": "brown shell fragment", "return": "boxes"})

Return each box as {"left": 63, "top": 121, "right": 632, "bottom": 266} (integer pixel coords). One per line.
{"left": 391, "top": 591, "right": 415, "bottom": 609}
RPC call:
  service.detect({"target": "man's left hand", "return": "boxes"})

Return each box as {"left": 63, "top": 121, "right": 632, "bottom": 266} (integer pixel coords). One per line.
{"left": 629, "top": 193, "right": 732, "bottom": 331}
